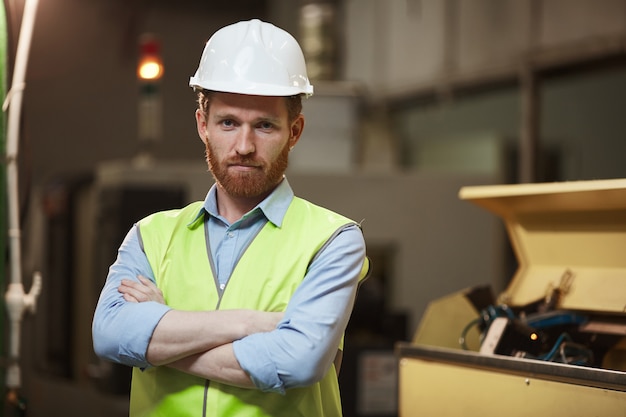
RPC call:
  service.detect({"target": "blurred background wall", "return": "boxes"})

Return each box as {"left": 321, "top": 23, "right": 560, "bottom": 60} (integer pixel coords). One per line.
{"left": 3, "top": 0, "right": 626, "bottom": 415}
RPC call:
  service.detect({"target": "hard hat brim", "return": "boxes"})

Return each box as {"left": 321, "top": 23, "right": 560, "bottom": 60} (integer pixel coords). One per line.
{"left": 190, "top": 77, "right": 314, "bottom": 97}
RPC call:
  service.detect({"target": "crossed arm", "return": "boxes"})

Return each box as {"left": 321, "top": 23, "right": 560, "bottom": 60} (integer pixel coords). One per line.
{"left": 119, "top": 276, "right": 282, "bottom": 388}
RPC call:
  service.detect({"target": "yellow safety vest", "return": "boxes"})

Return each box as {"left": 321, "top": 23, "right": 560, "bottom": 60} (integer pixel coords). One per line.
{"left": 130, "top": 197, "right": 368, "bottom": 417}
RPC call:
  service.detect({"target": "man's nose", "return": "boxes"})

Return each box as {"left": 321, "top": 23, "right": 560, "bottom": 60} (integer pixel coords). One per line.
{"left": 235, "top": 127, "right": 255, "bottom": 155}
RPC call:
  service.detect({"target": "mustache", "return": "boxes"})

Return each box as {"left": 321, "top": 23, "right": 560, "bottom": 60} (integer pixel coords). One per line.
{"left": 225, "top": 156, "right": 260, "bottom": 166}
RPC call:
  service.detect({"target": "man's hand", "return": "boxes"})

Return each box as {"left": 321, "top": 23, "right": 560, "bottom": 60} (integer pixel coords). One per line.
{"left": 119, "top": 275, "right": 165, "bottom": 304}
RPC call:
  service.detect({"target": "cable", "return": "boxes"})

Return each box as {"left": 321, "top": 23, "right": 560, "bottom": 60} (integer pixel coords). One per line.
{"left": 459, "top": 317, "right": 482, "bottom": 350}
{"left": 525, "top": 310, "right": 588, "bottom": 329}
{"left": 459, "top": 304, "right": 516, "bottom": 350}
{"left": 461, "top": 304, "right": 592, "bottom": 363}
{"left": 538, "top": 332, "right": 572, "bottom": 361}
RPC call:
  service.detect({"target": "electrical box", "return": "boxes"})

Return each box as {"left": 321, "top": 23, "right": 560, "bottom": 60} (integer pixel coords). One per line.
{"left": 397, "top": 178, "right": 626, "bottom": 416}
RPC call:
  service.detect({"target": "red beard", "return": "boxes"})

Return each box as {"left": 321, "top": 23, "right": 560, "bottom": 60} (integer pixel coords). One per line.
{"left": 206, "top": 141, "right": 290, "bottom": 199}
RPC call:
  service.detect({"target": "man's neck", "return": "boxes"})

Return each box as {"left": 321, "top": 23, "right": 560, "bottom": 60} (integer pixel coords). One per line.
{"left": 215, "top": 188, "right": 269, "bottom": 224}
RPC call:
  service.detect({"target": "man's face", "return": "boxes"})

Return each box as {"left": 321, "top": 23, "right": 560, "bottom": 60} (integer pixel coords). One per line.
{"left": 196, "top": 92, "right": 304, "bottom": 199}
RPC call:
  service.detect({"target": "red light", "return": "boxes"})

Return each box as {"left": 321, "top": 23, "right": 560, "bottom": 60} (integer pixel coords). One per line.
{"left": 138, "top": 35, "right": 163, "bottom": 81}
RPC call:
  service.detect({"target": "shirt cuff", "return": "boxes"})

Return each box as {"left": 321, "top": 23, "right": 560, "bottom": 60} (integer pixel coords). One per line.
{"left": 118, "top": 301, "right": 172, "bottom": 367}
{"left": 233, "top": 333, "right": 285, "bottom": 394}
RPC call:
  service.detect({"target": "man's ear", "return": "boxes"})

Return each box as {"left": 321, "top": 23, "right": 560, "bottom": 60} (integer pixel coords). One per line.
{"left": 289, "top": 114, "right": 305, "bottom": 149}
{"left": 195, "top": 109, "right": 208, "bottom": 144}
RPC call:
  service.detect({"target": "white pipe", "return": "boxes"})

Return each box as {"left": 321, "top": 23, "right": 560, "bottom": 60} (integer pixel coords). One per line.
{"left": 3, "top": 0, "right": 41, "bottom": 390}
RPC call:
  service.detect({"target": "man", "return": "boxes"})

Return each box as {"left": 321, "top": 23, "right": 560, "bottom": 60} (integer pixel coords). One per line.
{"left": 92, "top": 19, "right": 369, "bottom": 417}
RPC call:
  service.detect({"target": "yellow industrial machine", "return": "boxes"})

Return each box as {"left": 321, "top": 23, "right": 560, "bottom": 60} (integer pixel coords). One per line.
{"left": 397, "top": 178, "right": 626, "bottom": 416}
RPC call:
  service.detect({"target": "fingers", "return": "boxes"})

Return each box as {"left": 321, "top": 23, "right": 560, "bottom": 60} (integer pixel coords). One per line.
{"left": 118, "top": 279, "right": 146, "bottom": 302}
{"left": 118, "top": 276, "right": 165, "bottom": 304}
{"left": 122, "top": 293, "right": 139, "bottom": 303}
{"left": 137, "top": 275, "right": 153, "bottom": 285}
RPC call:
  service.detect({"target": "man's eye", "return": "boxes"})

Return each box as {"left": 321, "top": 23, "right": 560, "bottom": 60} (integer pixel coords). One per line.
{"left": 221, "top": 119, "right": 235, "bottom": 128}
{"left": 259, "top": 122, "right": 274, "bottom": 130}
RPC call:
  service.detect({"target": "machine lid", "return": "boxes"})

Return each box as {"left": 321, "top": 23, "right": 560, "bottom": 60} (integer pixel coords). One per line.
{"left": 459, "top": 178, "right": 626, "bottom": 314}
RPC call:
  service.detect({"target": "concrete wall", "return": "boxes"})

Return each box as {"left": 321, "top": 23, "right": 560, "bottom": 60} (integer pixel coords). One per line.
{"left": 344, "top": 0, "right": 626, "bottom": 97}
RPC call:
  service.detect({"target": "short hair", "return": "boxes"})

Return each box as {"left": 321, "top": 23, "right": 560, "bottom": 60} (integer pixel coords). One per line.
{"left": 196, "top": 90, "right": 303, "bottom": 124}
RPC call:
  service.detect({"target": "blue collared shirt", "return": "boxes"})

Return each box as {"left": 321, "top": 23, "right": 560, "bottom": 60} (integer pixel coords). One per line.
{"left": 92, "top": 178, "right": 366, "bottom": 393}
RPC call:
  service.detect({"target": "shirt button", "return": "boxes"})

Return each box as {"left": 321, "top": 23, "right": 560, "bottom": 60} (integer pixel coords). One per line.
{"left": 227, "top": 232, "right": 235, "bottom": 238}
{"left": 220, "top": 284, "right": 225, "bottom": 290}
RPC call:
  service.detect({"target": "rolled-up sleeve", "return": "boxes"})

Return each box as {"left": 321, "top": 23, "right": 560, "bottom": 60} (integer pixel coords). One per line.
{"left": 232, "top": 224, "right": 366, "bottom": 393}
{"left": 92, "top": 225, "right": 171, "bottom": 368}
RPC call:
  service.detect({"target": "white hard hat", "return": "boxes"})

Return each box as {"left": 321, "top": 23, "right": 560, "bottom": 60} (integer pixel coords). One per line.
{"left": 189, "top": 19, "right": 314, "bottom": 97}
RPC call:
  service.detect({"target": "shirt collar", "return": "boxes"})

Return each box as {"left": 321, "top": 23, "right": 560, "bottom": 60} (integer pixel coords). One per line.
{"left": 192, "top": 177, "right": 294, "bottom": 228}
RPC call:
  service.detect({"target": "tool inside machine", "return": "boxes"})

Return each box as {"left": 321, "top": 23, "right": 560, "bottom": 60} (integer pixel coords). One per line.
{"left": 459, "top": 266, "right": 603, "bottom": 366}
{"left": 539, "top": 268, "right": 574, "bottom": 313}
